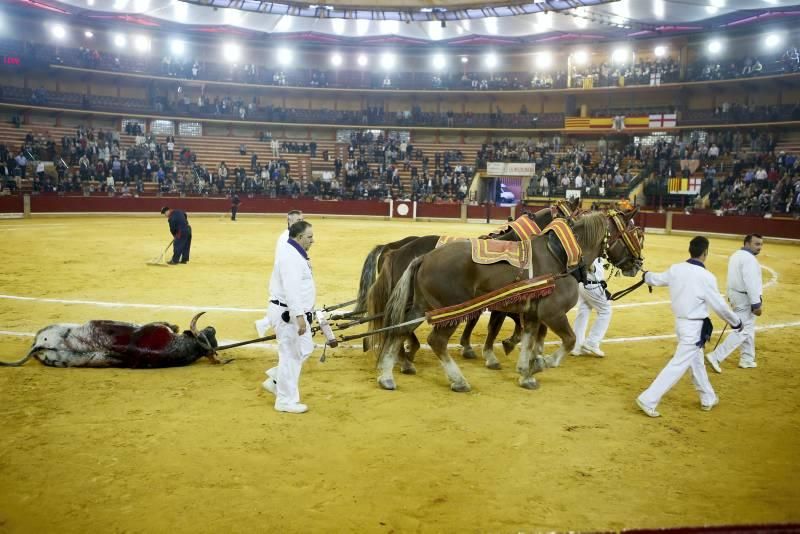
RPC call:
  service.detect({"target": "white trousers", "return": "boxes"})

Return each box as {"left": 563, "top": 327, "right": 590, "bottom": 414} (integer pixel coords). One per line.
{"left": 709, "top": 292, "right": 757, "bottom": 366}
{"left": 267, "top": 304, "right": 314, "bottom": 407}
{"left": 573, "top": 284, "right": 612, "bottom": 349}
{"left": 638, "top": 318, "right": 717, "bottom": 410}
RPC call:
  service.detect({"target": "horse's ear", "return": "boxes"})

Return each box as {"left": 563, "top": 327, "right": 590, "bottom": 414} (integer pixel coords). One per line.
{"left": 626, "top": 206, "right": 640, "bottom": 220}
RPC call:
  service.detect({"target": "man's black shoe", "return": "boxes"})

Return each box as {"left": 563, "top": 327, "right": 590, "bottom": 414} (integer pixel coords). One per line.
{"left": 167, "top": 261, "right": 178, "bottom": 265}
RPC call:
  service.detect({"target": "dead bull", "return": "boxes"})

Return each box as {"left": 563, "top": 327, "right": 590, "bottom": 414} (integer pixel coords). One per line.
{"left": 0, "top": 312, "right": 230, "bottom": 368}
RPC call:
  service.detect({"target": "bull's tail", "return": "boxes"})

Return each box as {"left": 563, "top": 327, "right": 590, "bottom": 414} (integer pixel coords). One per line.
{"left": 0, "top": 348, "right": 37, "bottom": 367}
{"left": 355, "top": 244, "right": 385, "bottom": 314}
{"left": 373, "top": 256, "right": 423, "bottom": 356}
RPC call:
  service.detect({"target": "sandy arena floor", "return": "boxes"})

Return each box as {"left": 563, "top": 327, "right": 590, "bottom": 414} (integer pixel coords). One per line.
{"left": 0, "top": 215, "right": 798, "bottom": 533}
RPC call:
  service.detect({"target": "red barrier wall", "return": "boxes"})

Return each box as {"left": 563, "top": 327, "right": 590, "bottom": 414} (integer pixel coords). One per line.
{"left": 0, "top": 195, "right": 23, "bottom": 212}
{"left": 29, "top": 195, "right": 389, "bottom": 217}
{"left": 636, "top": 211, "right": 666, "bottom": 230}
{"left": 416, "top": 203, "right": 460, "bottom": 219}
{"left": 466, "top": 204, "right": 515, "bottom": 221}
{"left": 671, "top": 213, "right": 800, "bottom": 240}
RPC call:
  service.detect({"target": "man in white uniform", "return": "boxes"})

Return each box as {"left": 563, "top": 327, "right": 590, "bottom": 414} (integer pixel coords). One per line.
{"left": 706, "top": 234, "right": 764, "bottom": 371}
{"left": 636, "top": 236, "right": 742, "bottom": 418}
{"left": 262, "top": 220, "right": 316, "bottom": 414}
{"left": 571, "top": 257, "right": 612, "bottom": 357}
{"left": 255, "top": 210, "right": 304, "bottom": 337}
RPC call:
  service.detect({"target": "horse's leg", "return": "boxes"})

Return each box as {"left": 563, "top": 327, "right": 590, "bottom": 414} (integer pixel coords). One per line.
{"left": 376, "top": 334, "right": 405, "bottom": 390}
{"left": 459, "top": 317, "right": 478, "bottom": 360}
{"left": 542, "top": 313, "right": 576, "bottom": 368}
{"left": 502, "top": 313, "right": 522, "bottom": 355}
{"left": 400, "top": 333, "right": 421, "bottom": 375}
{"left": 482, "top": 312, "right": 505, "bottom": 370}
{"left": 514, "top": 316, "right": 542, "bottom": 390}
{"left": 428, "top": 325, "right": 471, "bottom": 392}
{"left": 534, "top": 323, "right": 548, "bottom": 361}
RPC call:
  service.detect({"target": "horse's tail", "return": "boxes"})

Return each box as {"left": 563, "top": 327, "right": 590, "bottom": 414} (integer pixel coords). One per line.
{"left": 374, "top": 256, "right": 424, "bottom": 356}
{"left": 365, "top": 259, "right": 392, "bottom": 353}
{"left": 0, "top": 348, "right": 37, "bottom": 367}
{"left": 355, "top": 244, "right": 384, "bottom": 314}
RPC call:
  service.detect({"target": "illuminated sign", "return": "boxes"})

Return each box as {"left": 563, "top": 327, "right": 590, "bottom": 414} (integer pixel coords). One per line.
{"left": 2, "top": 56, "right": 22, "bottom": 66}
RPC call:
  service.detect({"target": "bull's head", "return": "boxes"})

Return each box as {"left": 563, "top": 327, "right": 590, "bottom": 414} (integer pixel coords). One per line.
{"left": 187, "top": 312, "right": 231, "bottom": 365}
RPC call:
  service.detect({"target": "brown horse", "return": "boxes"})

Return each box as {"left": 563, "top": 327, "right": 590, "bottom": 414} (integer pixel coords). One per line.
{"left": 372, "top": 210, "right": 643, "bottom": 392}
{"left": 354, "top": 235, "right": 420, "bottom": 314}
{"left": 365, "top": 202, "right": 576, "bottom": 367}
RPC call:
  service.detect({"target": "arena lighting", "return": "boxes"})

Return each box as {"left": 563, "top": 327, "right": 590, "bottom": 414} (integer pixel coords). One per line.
{"left": 331, "top": 18, "right": 345, "bottom": 35}
{"left": 380, "top": 52, "right": 396, "bottom": 70}
{"left": 432, "top": 53, "right": 446, "bottom": 70}
{"left": 133, "top": 35, "right": 150, "bottom": 53}
{"left": 707, "top": 39, "right": 723, "bottom": 55}
{"left": 357, "top": 53, "right": 368, "bottom": 67}
{"left": 764, "top": 33, "right": 782, "bottom": 49}
{"left": 461, "top": 56, "right": 468, "bottom": 64}
{"left": 654, "top": 45, "right": 667, "bottom": 58}
{"left": 113, "top": 34, "right": 127, "bottom": 48}
{"left": 573, "top": 50, "right": 589, "bottom": 65}
{"left": 84, "top": 30, "right": 94, "bottom": 38}
{"left": 484, "top": 53, "right": 498, "bottom": 69}
{"left": 170, "top": 39, "right": 185, "bottom": 56}
{"left": 223, "top": 42, "right": 241, "bottom": 62}
{"left": 535, "top": 51, "right": 552, "bottom": 70}
{"left": 276, "top": 47, "right": 293, "bottom": 66}
{"left": 611, "top": 48, "right": 629, "bottom": 64}
{"left": 51, "top": 24, "right": 66, "bottom": 39}
{"left": 173, "top": 1, "right": 188, "bottom": 22}
{"left": 330, "top": 52, "right": 342, "bottom": 67}
{"left": 356, "top": 19, "right": 369, "bottom": 36}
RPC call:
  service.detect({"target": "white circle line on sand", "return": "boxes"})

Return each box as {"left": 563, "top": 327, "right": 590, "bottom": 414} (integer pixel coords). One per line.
{"left": 2, "top": 321, "right": 799, "bottom": 353}
{"left": 0, "top": 294, "right": 265, "bottom": 313}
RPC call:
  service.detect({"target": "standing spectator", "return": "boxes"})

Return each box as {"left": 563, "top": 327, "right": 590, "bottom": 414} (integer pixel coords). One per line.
{"left": 636, "top": 236, "right": 742, "bottom": 417}
{"left": 706, "top": 234, "right": 764, "bottom": 371}
{"left": 160, "top": 206, "right": 192, "bottom": 265}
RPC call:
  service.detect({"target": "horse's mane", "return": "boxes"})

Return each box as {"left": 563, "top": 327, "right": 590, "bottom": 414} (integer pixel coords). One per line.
{"left": 571, "top": 211, "right": 607, "bottom": 252}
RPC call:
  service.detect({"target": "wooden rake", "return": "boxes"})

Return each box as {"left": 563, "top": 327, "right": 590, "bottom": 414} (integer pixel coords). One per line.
{"left": 147, "top": 239, "right": 174, "bottom": 267}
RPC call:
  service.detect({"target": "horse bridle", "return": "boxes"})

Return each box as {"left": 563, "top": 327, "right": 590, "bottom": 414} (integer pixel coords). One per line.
{"left": 604, "top": 209, "right": 644, "bottom": 262}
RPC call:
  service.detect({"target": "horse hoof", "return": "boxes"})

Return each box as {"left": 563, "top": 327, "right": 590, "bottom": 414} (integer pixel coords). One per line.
{"left": 462, "top": 347, "right": 477, "bottom": 360}
{"left": 485, "top": 361, "right": 502, "bottom": 370}
{"left": 519, "top": 377, "right": 540, "bottom": 390}
{"left": 532, "top": 357, "right": 546, "bottom": 374}
{"left": 544, "top": 357, "right": 558, "bottom": 368}
{"left": 451, "top": 382, "right": 471, "bottom": 393}
{"left": 400, "top": 364, "right": 417, "bottom": 375}
{"left": 378, "top": 377, "right": 396, "bottom": 390}
{"left": 502, "top": 340, "right": 516, "bottom": 355}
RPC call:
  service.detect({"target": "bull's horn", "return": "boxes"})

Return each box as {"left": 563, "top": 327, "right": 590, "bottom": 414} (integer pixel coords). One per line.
{"left": 189, "top": 312, "right": 206, "bottom": 336}
{"left": 0, "top": 347, "right": 38, "bottom": 367}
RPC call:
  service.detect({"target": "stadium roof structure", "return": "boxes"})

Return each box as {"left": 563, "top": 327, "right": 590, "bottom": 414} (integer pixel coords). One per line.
{"left": 9, "top": 0, "right": 800, "bottom": 47}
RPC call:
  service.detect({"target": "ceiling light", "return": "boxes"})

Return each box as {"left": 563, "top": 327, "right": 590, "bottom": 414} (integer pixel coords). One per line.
{"left": 765, "top": 33, "right": 782, "bottom": 48}
{"left": 707, "top": 39, "right": 723, "bottom": 55}
{"left": 380, "top": 52, "right": 396, "bottom": 70}
{"left": 170, "top": 39, "right": 185, "bottom": 56}
{"left": 654, "top": 46, "right": 667, "bottom": 58}
{"left": 356, "top": 19, "right": 369, "bottom": 35}
{"left": 113, "top": 34, "right": 127, "bottom": 47}
{"left": 461, "top": 56, "right": 468, "bottom": 64}
{"left": 484, "top": 53, "right": 498, "bottom": 69}
{"left": 653, "top": 0, "right": 665, "bottom": 19}
{"left": 84, "top": 30, "right": 94, "bottom": 38}
{"left": 357, "top": 53, "right": 368, "bottom": 67}
{"left": 535, "top": 52, "right": 552, "bottom": 70}
{"left": 223, "top": 42, "right": 241, "bottom": 62}
{"left": 133, "top": 35, "right": 150, "bottom": 52}
{"left": 331, "top": 18, "right": 345, "bottom": 35}
{"left": 381, "top": 20, "right": 399, "bottom": 34}
{"left": 51, "top": 24, "right": 66, "bottom": 39}
{"left": 173, "top": 1, "right": 188, "bottom": 22}
{"left": 484, "top": 17, "right": 498, "bottom": 35}
{"left": 330, "top": 53, "right": 343, "bottom": 67}
{"left": 611, "top": 48, "right": 629, "bottom": 64}
{"left": 573, "top": 50, "right": 589, "bottom": 65}
{"left": 276, "top": 47, "right": 293, "bottom": 66}
{"left": 432, "top": 53, "right": 446, "bottom": 70}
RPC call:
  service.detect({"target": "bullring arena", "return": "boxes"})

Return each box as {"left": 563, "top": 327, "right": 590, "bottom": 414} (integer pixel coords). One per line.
{"left": 3, "top": 0, "right": 800, "bottom": 531}
{"left": 1, "top": 215, "right": 799, "bottom": 531}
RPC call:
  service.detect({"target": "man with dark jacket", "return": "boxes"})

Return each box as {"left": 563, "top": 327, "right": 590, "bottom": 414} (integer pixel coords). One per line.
{"left": 161, "top": 206, "right": 192, "bottom": 264}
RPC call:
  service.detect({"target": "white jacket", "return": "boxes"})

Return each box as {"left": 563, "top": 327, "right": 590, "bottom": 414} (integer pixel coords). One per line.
{"left": 726, "top": 249, "right": 762, "bottom": 308}
{"left": 645, "top": 260, "right": 739, "bottom": 325}
{"left": 269, "top": 240, "right": 316, "bottom": 319}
